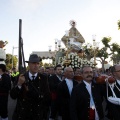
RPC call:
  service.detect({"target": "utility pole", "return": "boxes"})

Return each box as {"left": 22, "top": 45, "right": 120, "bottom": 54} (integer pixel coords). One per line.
{"left": 12, "top": 46, "right": 18, "bottom": 68}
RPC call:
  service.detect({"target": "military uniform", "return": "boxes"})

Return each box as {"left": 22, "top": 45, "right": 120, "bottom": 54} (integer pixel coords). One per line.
{"left": 10, "top": 72, "right": 51, "bottom": 120}
{"left": 11, "top": 71, "right": 19, "bottom": 85}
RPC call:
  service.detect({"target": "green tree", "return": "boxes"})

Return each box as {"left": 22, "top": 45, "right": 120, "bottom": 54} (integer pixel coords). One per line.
{"left": 84, "top": 37, "right": 120, "bottom": 73}
{"left": 97, "top": 37, "right": 120, "bottom": 72}
{"left": 5, "top": 54, "right": 18, "bottom": 70}
{"left": 117, "top": 20, "right": 120, "bottom": 30}
{"left": 97, "top": 47, "right": 108, "bottom": 72}
{"left": 111, "top": 53, "right": 120, "bottom": 64}
{"left": 98, "top": 37, "right": 120, "bottom": 71}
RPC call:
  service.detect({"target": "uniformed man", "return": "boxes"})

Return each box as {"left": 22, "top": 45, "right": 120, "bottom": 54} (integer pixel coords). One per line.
{"left": 10, "top": 54, "right": 51, "bottom": 120}
{"left": 11, "top": 67, "right": 19, "bottom": 86}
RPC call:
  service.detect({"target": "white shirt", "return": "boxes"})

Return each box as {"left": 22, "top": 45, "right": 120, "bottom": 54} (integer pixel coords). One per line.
{"left": 83, "top": 80, "right": 99, "bottom": 120}
{"left": 29, "top": 72, "right": 38, "bottom": 80}
{"left": 65, "top": 78, "right": 73, "bottom": 95}
{"left": 117, "top": 80, "right": 120, "bottom": 86}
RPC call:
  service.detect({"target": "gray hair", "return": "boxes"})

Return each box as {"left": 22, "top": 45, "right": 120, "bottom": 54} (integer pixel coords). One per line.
{"left": 81, "top": 66, "right": 92, "bottom": 73}
{"left": 64, "top": 67, "right": 72, "bottom": 72}
{"left": 111, "top": 64, "right": 120, "bottom": 74}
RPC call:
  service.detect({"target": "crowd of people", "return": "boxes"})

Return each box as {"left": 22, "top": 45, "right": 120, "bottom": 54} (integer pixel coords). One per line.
{"left": 0, "top": 53, "right": 120, "bottom": 120}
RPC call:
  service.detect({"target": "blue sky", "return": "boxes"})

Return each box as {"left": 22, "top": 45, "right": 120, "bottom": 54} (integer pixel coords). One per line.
{"left": 1, "top": 0, "right": 120, "bottom": 61}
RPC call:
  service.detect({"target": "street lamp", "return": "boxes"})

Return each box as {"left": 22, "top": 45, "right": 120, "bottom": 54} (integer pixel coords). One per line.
{"left": 49, "top": 39, "right": 61, "bottom": 52}
{"left": 48, "top": 39, "right": 61, "bottom": 65}
{"left": 92, "top": 35, "right": 99, "bottom": 66}
{"left": 65, "top": 30, "right": 70, "bottom": 53}
{"left": 87, "top": 35, "right": 99, "bottom": 67}
{"left": 12, "top": 46, "right": 18, "bottom": 69}
{"left": 85, "top": 35, "right": 99, "bottom": 67}
{"left": 54, "top": 39, "right": 61, "bottom": 51}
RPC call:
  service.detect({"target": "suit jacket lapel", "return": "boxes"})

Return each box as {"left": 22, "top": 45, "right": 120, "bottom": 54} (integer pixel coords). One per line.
{"left": 73, "top": 80, "right": 77, "bottom": 87}
{"left": 63, "top": 80, "right": 71, "bottom": 97}
{"left": 55, "top": 74, "right": 61, "bottom": 82}
{"left": 81, "top": 81, "right": 90, "bottom": 97}
{"left": 114, "top": 81, "right": 120, "bottom": 97}
{"left": 63, "top": 79, "right": 78, "bottom": 96}
{"left": 115, "top": 81, "right": 120, "bottom": 89}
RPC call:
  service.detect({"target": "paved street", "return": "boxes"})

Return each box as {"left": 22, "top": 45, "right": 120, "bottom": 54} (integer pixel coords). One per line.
{"left": 8, "top": 94, "right": 109, "bottom": 120}
{"left": 8, "top": 95, "right": 16, "bottom": 120}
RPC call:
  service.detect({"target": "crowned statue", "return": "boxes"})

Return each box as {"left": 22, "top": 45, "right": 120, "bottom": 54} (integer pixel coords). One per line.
{"left": 59, "top": 20, "right": 87, "bottom": 67}
{"left": 61, "top": 20, "right": 85, "bottom": 53}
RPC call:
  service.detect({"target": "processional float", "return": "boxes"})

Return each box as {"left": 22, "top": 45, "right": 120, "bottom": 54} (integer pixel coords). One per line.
{"left": 56, "top": 20, "right": 93, "bottom": 68}
{"left": 57, "top": 20, "right": 120, "bottom": 105}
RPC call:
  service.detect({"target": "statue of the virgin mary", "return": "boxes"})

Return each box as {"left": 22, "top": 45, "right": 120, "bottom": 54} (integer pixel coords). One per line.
{"left": 61, "top": 20, "right": 85, "bottom": 52}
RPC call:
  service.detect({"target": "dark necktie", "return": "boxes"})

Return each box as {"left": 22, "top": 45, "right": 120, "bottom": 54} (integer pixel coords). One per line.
{"left": 32, "top": 76, "right": 35, "bottom": 80}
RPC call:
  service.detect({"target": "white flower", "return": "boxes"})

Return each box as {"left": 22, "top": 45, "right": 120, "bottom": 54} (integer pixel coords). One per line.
{"left": 78, "top": 59, "right": 80, "bottom": 62}
{"left": 68, "top": 54, "right": 70, "bottom": 59}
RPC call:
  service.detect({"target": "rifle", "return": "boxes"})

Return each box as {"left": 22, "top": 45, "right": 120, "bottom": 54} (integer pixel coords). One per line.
{"left": 18, "top": 19, "right": 26, "bottom": 74}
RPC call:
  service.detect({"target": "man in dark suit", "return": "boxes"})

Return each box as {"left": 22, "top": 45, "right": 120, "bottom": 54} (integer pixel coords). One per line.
{"left": 107, "top": 64, "right": 120, "bottom": 120}
{"left": 49, "top": 65, "right": 62, "bottom": 119}
{"left": 70, "top": 66, "right": 105, "bottom": 120}
{"left": 49, "top": 64, "right": 62, "bottom": 120}
{"left": 0, "top": 64, "right": 11, "bottom": 120}
{"left": 57, "top": 67, "right": 78, "bottom": 120}
{"left": 49, "top": 66, "right": 55, "bottom": 77}
{"left": 10, "top": 54, "right": 51, "bottom": 120}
